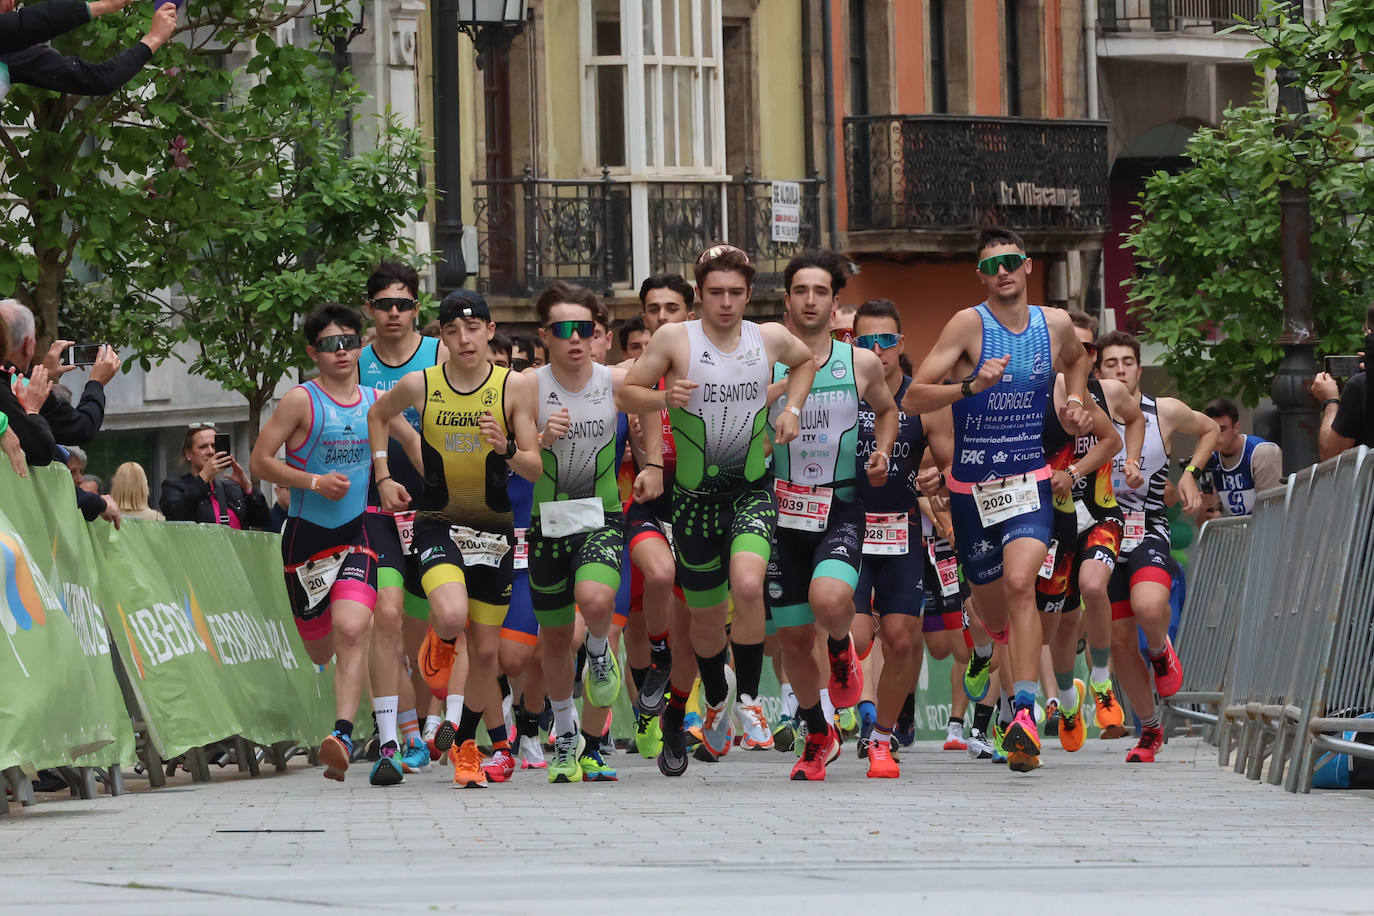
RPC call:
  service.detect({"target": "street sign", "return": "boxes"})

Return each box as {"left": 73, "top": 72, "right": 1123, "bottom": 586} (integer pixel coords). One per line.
{"left": 771, "top": 181, "right": 800, "bottom": 243}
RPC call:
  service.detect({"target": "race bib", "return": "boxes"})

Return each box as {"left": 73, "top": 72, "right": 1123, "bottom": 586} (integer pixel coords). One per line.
{"left": 538, "top": 496, "right": 606, "bottom": 538}
{"left": 972, "top": 473, "right": 1042, "bottom": 528}
{"left": 935, "top": 555, "right": 960, "bottom": 597}
{"left": 776, "top": 480, "right": 833, "bottom": 532}
{"left": 1038, "top": 539, "right": 1058, "bottom": 580}
{"left": 395, "top": 511, "right": 416, "bottom": 556}
{"left": 513, "top": 527, "right": 528, "bottom": 571}
{"left": 1122, "top": 510, "right": 1146, "bottom": 553}
{"left": 863, "top": 512, "right": 909, "bottom": 556}
{"left": 450, "top": 526, "right": 510, "bottom": 568}
{"left": 659, "top": 521, "right": 675, "bottom": 549}
{"left": 294, "top": 550, "right": 349, "bottom": 609}
{"left": 1074, "top": 499, "right": 1096, "bottom": 536}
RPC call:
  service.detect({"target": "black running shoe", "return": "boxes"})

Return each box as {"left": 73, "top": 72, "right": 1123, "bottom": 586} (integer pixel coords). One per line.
{"left": 658, "top": 724, "right": 689, "bottom": 777}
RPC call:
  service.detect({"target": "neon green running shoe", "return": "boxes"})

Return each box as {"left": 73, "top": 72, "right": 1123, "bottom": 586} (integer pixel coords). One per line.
{"left": 584, "top": 645, "right": 622, "bottom": 707}
{"left": 836, "top": 706, "right": 858, "bottom": 736}
{"left": 964, "top": 651, "right": 992, "bottom": 702}
{"left": 548, "top": 732, "right": 585, "bottom": 784}
{"left": 772, "top": 715, "right": 798, "bottom": 753}
{"left": 991, "top": 721, "right": 1007, "bottom": 764}
{"left": 579, "top": 747, "right": 618, "bottom": 782}
{"left": 635, "top": 710, "right": 663, "bottom": 760}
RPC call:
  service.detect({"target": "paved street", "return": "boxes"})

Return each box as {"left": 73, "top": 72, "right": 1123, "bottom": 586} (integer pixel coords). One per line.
{"left": 4, "top": 735, "right": 1370, "bottom": 914}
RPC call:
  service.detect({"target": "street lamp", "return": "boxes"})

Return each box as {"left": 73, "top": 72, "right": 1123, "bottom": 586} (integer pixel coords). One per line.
{"left": 456, "top": 0, "right": 528, "bottom": 67}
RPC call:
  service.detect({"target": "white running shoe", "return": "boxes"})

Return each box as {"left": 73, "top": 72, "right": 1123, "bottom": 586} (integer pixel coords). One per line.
{"left": 966, "top": 728, "right": 995, "bottom": 760}
{"left": 943, "top": 719, "right": 967, "bottom": 751}
{"left": 518, "top": 734, "right": 547, "bottom": 769}
{"left": 735, "top": 695, "right": 774, "bottom": 750}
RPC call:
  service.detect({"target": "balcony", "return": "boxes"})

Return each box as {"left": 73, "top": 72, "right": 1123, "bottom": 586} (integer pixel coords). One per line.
{"left": 842, "top": 115, "right": 1108, "bottom": 253}
{"left": 471, "top": 167, "right": 823, "bottom": 306}
{"left": 1096, "top": 0, "right": 1265, "bottom": 62}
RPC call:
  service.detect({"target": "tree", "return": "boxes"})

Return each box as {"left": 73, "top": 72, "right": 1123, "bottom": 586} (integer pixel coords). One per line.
{"left": 1123, "top": 0, "right": 1374, "bottom": 406}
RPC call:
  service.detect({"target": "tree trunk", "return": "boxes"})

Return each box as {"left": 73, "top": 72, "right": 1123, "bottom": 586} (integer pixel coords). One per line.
{"left": 31, "top": 243, "right": 64, "bottom": 359}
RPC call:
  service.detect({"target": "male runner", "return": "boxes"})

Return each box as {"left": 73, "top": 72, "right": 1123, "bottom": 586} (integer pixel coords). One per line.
{"left": 902, "top": 227, "right": 1092, "bottom": 773}
{"left": 520, "top": 282, "right": 662, "bottom": 783}
{"left": 1094, "top": 330, "right": 1217, "bottom": 762}
{"left": 1200, "top": 398, "right": 1281, "bottom": 518}
{"left": 619, "top": 245, "right": 816, "bottom": 776}
{"left": 358, "top": 261, "right": 447, "bottom": 773}
{"left": 368, "top": 289, "right": 542, "bottom": 787}
{"left": 250, "top": 302, "right": 421, "bottom": 785}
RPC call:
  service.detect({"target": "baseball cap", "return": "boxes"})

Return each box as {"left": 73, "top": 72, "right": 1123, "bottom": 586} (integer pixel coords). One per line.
{"left": 438, "top": 289, "right": 491, "bottom": 325}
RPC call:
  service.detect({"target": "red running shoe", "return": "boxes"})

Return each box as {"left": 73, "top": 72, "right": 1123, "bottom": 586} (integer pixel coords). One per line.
{"left": 826, "top": 635, "right": 864, "bottom": 709}
{"left": 1125, "top": 725, "right": 1163, "bottom": 763}
{"left": 481, "top": 748, "right": 516, "bottom": 783}
{"left": 789, "top": 726, "right": 841, "bottom": 781}
{"left": 1149, "top": 640, "right": 1183, "bottom": 698}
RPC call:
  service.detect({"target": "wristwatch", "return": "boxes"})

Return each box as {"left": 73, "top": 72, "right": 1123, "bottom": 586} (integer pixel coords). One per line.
{"left": 961, "top": 378, "right": 974, "bottom": 398}
{"left": 502, "top": 438, "right": 518, "bottom": 460}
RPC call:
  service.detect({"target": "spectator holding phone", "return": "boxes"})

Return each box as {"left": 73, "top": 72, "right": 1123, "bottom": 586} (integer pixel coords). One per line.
{"left": 0, "top": 300, "right": 119, "bottom": 446}
{"left": 159, "top": 423, "right": 269, "bottom": 527}
{"left": 0, "top": 0, "right": 177, "bottom": 98}
{"left": 1313, "top": 305, "right": 1374, "bottom": 459}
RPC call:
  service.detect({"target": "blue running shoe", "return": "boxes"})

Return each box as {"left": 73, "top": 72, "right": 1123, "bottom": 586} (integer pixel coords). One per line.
{"left": 369, "top": 741, "right": 404, "bottom": 786}
{"left": 401, "top": 734, "right": 429, "bottom": 773}
{"left": 580, "top": 747, "right": 619, "bottom": 781}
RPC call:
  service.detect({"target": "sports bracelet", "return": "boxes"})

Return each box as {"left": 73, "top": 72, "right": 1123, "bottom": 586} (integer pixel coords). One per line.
{"left": 375, "top": 475, "right": 392, "bottom": 486}
{"left": 1322, "top": 398, "right": 1340, "bottom": 410}
{"left": 372, "top": 450, "right": 388, "bottom": 460}
{"left": 1066, "top": 395, "right": 1085, "bottom": 407}
{"left": 645, "top": 462, "right": 664, "bottom": 469}
{"left": 786, "top": 404, "right": 802, "bottom": 418}
{"left": 310, "top": 474, "right": 319, "bottom": 491}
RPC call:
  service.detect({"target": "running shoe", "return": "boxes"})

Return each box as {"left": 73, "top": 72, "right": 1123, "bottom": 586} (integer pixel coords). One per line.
{"left": 423, "top": 720, "right": 441, "bottom": 761}
{"left": 450, "top": 739, "right": 487, "bottom": 788}
{"left": 893, "top": 711, "right": 916, "bottom": 749}
{"left": 584, "top": 643, "right": 623, "bottom": 707}
{"left": 1003, "top": 708, "right": 1041, "bottom": 773}
{"left": 943, "top": 719, "right": 968, "bottom": 751}
{"left": 963, "top": 651, "right": 992, "bottom": 702}
{"left": 1125, "top": 724, "right": 1164, "bottom": 763}
{"left": 736, "top": 695, "right": 774, "bottom": 750}
{"left": 319, "top": 730, "right": 352, "bottom": 782}
{"left": 548, "top": 732, "right": 585, "bottom": 784}
{"left": 362, "top": 735, "right": 381, "bottom": 762}
{"left": 967, "top": 728, "right": 995, "bottom": 760}
{"left": 401, "top": 734, "right": 430, "bottom": 773}
{"left": 634, "top": 710, "right": 663, "bottom": 758}
{"left": 699, "top": 665, "right": 737, "bottom": 757}
{"left": 1149, "top": 640, "right": 1184, "bottom": 698}
{"left": 856, "top": 736, "right": 871, "bottom": 760}
{"left": 772, "top": 715, "right": 799, "bottom": 753}
{"left": 693, "top": 741, "right": 720, "bottom": 763}
{"left": 991, "top": 721, "right": 1008, "bottom": 764}
{"left": 638, "top": 662, "right": 671, "bottom": 716}
{"left": 657, "top": 720, "right": 689, "bottom": 777}
{"left": 518, "top": 734, "right": 547, "bottom": 769}
{"left": 432, "top": 718, "right": 459, "bottom": 756}
{"left": 826, "top": 635, "right": 864, "bottom": 708}
{"left": 1090, "top": 678, "right": 1126, "bottom": 731}
{"left": 1044, "top": 698, "right": 1061, "bottom": 738}
{"left": 579, "top": 747, "right": 618, "bottom": 781}
{"left": 418, "top": 627, "right": 455, "bottom": 699}
{"left": 481, "top": 748, "right": 515, "bottom": 783}
{"left": 790, "top": 725, "right": 841, "bottom": 781}
{"left": 1059, "top": 679, "right": 1087, "bottom": 753}
{"left": 865, "top": 736, "right": 899, "bottom": 778}
{"left": 369, "top": 741, "right": 404, "bottom": 786}
{"left": 836, "top": 705, "right": 859, "bottom": 736}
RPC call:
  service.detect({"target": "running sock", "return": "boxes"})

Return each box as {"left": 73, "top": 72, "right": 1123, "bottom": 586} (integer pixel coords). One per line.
{"left": 973, "top": 702, "right": 994, "bottom": 734}
{"left": 457, "top": 704, "right": 484, "bottom": 744}
{"left": 498, "top": 674, "right": 511, "bottom": 699}
{"left": 826, "top": 634, "right": 850, "bottom": 657}
{"left": 998, "top": 693, "right": 1014, "bottom": 726}
{"left": 730, "top": 641, "right": 764, "bottom": 698}
{"left": 580, "top": 729, "right": 602, "bottom": 754}
{"left": 781, "top": 682, "right": 798, "bottom": 719}
{"left": 648, "top": 630, "right": 671, "bottom": 668}
{"left": 1141, "top": 712, "right": 1161, "bottom": 731}
{"left": 371, "top": 695, "right": 399, "bottom": 747}
{"left": 1012, "top": 680, "right": 1038, "bottom": 715}
{"left": 488, "top": 724, "right": 510, "bottom": 753}
{"left": 515, "top": 705, "right": 539, "bottom": 739}
{"left": 575, "top": 646, "right": 588, "bottom": 682}
{"left": 1148, "top": 640, "right": 1167, "bottom": 657}
{"left": 398, "top": 708, "right": 421, "bottom": 743}
{"left": 1089, "top": 644, "right": 1111, "bottom": 671}
{"left": 1058, "top": 682, "right": 1080, "bottom": 714}
{"left": 551, "top": 695, "right": 578, "bottom": 736}
{"left": 799, "top": 702, "right": 829, "bottom": 736}
{"left": 441, "top": 636, "right": 457, "bottom": 646}
{"left": 630, "top": 665, "right": 649, "bottom": 693}
{"left": 820, "top": 688, "right": 836, "bottom": 726}
{"left": 1090, "top": 664, "right": 1112, "bottom": 685}
{"left": 333, "top": 719, "right": 353, "bottom": 739}
{"left": 857, "top": 700, "right": 877, "bottom": 729}
{"left": 424, "top": 713, "right": 441, "bottom": 735}
{"left": 973, "top": 641, "right": 994, "bottom": 661}
{"left": 586, "top": 633, "right": 609, "bottom": 658}
{"left": 696, "top": 648, "right": 731, "bottom": 707}
{"left": 873, "top": 723, "right": 894, "bottom": 744}
{"left": 445, "top": 693, "right": 464, "bottom": 724}
{"left": 947, "top": 715, "right": 964, "bottom": 728}
{"left": 663, "top": 684, "right": 689, "bottom": 733}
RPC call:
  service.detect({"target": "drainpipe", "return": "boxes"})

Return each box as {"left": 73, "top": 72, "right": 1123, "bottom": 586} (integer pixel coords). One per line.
{"left": 431, "top": 0, "right": 468, "bottom": 293}
{"left": 820, "top": 0, "right": 839, "bottom": 249}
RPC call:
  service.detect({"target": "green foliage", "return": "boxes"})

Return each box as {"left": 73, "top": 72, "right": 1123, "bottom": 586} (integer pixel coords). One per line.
{"left": 1125, "top": 0, "right": 1374, "bottom": 406}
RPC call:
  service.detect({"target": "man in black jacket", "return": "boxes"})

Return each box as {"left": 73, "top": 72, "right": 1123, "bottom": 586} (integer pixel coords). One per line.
{"left": 0, "top": 0, "right": 132, "bottom": 54}
{"left": 2, "top": 0, "right": 175, "bottom": 96}
{"left": 0, "top": 300, "right": 118, "bottom": 446}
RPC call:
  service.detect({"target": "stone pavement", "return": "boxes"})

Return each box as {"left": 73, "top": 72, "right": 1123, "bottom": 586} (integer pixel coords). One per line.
{"left": 3, "top": 735, "right": 1371, "bottom": 914}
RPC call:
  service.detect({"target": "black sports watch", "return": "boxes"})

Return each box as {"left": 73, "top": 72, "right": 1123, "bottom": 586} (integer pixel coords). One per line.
{"left": 502, "top": 438, "right": 518, "bottom": 460}
{"left": 961, "top": 378, "right": 975, "bottom": 398}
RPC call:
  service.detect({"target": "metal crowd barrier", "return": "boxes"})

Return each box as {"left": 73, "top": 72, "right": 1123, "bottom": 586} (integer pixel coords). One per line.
{"left": 1161, "top": 515, "right": 1251, "bottom": 741}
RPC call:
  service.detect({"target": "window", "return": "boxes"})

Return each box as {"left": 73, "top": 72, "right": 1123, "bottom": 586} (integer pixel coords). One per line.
{"left": 847, "top": 0, "right": 868, "bottom": 116}
{"left": 582, "top": 0, "right": 724, "bottom": 175}
{"left": 929, "top": 0, "right": 947, "bottom": 113}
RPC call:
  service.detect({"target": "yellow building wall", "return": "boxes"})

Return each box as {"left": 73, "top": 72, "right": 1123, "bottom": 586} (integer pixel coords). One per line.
{"left": 753, "top": 0, "right": 805, "bottom": 180}
{"left": 540, "top": 1, "right": 584, "bottom": 178}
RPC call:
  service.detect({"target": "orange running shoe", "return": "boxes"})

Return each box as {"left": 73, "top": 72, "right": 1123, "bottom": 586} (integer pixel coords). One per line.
{"left": 1059, "top": 680, "right": 1087, "bottom": 753}
{"left": 451, "top": 739, "right": 488, "bottom": 788}
{"left": 418, "top": 627, "right": 456, "bottom": 700}
{"left": 318, "top": 730, "right": 351, "bottom": 782}
{"left": 1003, "top": 708, "right": 1041, "bottom": 773}
{"left": 866, "top": 736, "right": 900, "bottom": 778}
{"left": 1090, "top": 678, "right": 1126, "bottom": 731}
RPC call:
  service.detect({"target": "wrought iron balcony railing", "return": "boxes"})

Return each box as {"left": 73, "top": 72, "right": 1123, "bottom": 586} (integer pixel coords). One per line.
{"left": 1097, "top": 0, "right": 1261, "bottom": 33}
{"left": 842, "top": 115, "right": 1108, "bottom": 236}
{"left": 472, "top": 167, "right": 823, "bottom": 299}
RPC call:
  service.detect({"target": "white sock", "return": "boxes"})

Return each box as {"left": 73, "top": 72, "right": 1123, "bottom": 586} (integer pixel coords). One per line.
{"left": 372, "top": 694, "right": 399, "bottom": 747}
{"left": 820, "top": 688, "right": 836, "bottom": 725}
{"left": 424, "top": 714, "right": 441, "bottom": 734}
{"left": 1059, "top": 686, "right": 1079, "bottom": 712}
{"left": 585, "top": 633, "right": 609, "bottom": 657}
{"left": 445, "top": 693, "right": 464, "bottom": 723}
{"left": 1090, "top": 665, "right": 1111, "bottom": 685}
{"left": 973, "top": 641, "right": 993, "bottom": 660}
{"left": 781, "top": 683, "right": 798, "bottom": 718}
{"left": 551, "top": 695, "right": 577, "bottom": 736}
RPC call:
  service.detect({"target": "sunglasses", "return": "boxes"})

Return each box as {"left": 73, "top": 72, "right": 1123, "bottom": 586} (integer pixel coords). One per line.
{"left": 371, "top": 297, "right": 417, "bottom": 313}
{"left": 1083, "top": 342, "right": 1098, "bottom": 356}
{"left": 977, "top": 252, "right": 1028, "bottom": 276}
{"left": 696, "top": 244, "right": 751, "bottom": 265}
{"left": 510, "top": 357, "right": 532, "bottom": 372}
{"left": 314, "top": 333, "right": 363, "bottom": 352}
{"left": 855, "top": 332, "right": 902, "bottom": 351}
{"left": 546, "top": 320, "right": 596, "bottom": 340}
{"left": 186, "top": 421, "right": 219, "bottom": 431}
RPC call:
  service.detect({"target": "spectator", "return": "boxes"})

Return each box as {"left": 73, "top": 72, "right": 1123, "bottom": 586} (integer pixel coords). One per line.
{"left": 111, "top": 461, "right": 163, "bottom": 521}
{"left": 0, "top": 0, "right": 131, "bottom": 56}
{"left": 159, "top": 423, "right": 270, "bottom": 527}
{"left": 268, "top": 483, "right": 289, "bottom": 532}
{"left": 1, "top": 0, "right": 176, "bottom": 97}
{"left": 65, "top": 443, "right": 86, "bottom": 481}
{"left": 489, "top": 331, "right": 513, "bottom": 368}
{"left": 78, "top": 473, "right": 100, "bottom": 494}
{"left": 1199, "top": 398, "right": 1282, "bottom": 518}
{"left": 1314, "top": 304, "right": 1374, "bottom": 459}
{"left": 0, "top": 313, "right": 55, "bottom": 471}
{"left": 617, "top": 314, "right": 649, "bottom": 361}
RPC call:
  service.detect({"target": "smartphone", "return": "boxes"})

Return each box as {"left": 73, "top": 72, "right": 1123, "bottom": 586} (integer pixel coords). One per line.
{"left": 1325, "top": 355, "right": 1363, "bottom": 378}
{"left": 65, "top": 343, "right": 101, "bottom": 367}
{"left": 214, "top": 433, "right": 232, "bottom": 456}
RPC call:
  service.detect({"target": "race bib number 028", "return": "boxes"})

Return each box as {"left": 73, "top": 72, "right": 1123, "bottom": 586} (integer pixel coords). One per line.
{"left": 972, "top": 474, "right": 1041, "bottom": 528}
{"left": 863, "top": 512, "right": 909, "bottom": 555}
{"left": 776, "top": 480, "right": 833, "bottom": 532}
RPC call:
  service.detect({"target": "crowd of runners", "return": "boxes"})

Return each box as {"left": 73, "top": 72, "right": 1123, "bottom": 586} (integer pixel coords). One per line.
{"left": 249, "top": 226, "right": 1249, "bottom": 786}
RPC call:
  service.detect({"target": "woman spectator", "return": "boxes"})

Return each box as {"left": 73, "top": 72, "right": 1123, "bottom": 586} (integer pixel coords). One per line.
{"left": 111, "top": 461, "right": 163, "bottom": 521}
{"left": 158, "top": 424, "right": 269, "bottom": 528}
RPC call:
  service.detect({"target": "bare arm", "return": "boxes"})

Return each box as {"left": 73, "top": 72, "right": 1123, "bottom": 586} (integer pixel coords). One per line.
{"left": 618, "top": 324, "right": 683, "bottom": 414}
{"left": 250, "top": 388, "right": 349, "bottom": 500}
{"left": 613, "top": 366, "right": 664, "bottom": 503}
{"left": 1161, "top": 398, "right": 1220, "bottom": 514}
{"left": 499, "top": 371, "right": 543, "bottom": 483}
{"left": 1071, "top": 398, "right": 1123, "bottom": 478}
{"left": 1102, "top": 378, "right": 1146, "bottom": 488}
{"left": 1250, "top": 441, "right": 1283, "bottom": 491}
{"left": 1319, "top": 399, "right": 1355, "bottom": 460}
{"left": 1049, "top": 309, "right": 1091, "bottom": 434}
{"left": 763, "top": 323, "right": 818, "bottom": 446}
{"left": 388, "top": 414, "right": 425, "bottom": 473}
{"left": 368, "top": 370, "right": 426, "bottom": 509}
{"left": 903, "top": 310, "right": 1008, "bottom": 415}
{"left": 856, "top": 349, "right": 897, "bottom": 485}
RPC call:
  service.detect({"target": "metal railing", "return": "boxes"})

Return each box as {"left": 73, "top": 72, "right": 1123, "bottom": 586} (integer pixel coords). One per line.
{"left": 1097, "top": 0, "right": 1262, "bottom": 33}
{"left": 842, "top": 115, "right": 1108, "bottom": 235}
{"left": 471, "top": 167, "right": 823, "bottom": 298}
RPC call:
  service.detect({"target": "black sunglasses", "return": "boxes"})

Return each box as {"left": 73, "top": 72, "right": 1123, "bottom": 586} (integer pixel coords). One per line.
{"left": 371, "top": 297, "right": 417, "bottom": 312}
{"left": 314, "top": 333, "right": 363, "bottom": 352}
